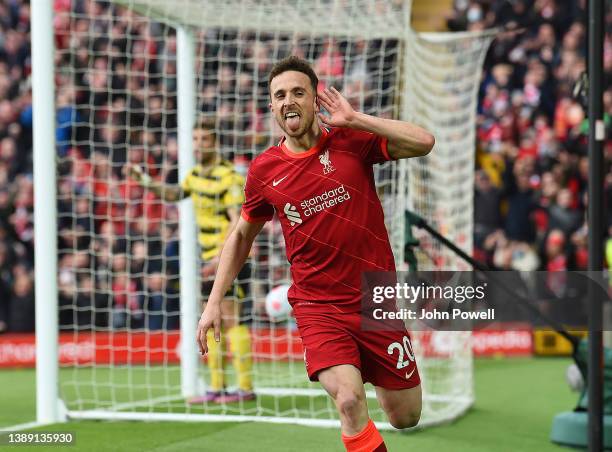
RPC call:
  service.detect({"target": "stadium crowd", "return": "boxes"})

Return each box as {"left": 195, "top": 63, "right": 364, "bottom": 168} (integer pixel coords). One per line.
{"left": 0, "top": 0, "right": 610, "bottom": 333}
{"left": 449, "top": 0, "right": 612, "bottom": 274}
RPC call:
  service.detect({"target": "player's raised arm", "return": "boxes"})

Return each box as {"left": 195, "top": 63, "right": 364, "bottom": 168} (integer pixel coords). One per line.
{"left": 196, "top": 216, "right": 264, "bottom": 355}
{"left": 317, "top": 86, "right": 435, "bottom": 159}
{"left": 128, "top": 164, "right": 187, "bottom": 202}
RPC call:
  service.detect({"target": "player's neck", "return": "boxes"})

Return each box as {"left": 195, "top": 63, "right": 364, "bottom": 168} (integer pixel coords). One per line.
{"left": 199, "top": 153, "right": 219, "bottom": 168}
{"left": 283, "top": 124, "right": 322, "bottom": 153}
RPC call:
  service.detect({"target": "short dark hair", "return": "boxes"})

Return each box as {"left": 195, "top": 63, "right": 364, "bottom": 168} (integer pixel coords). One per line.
{"left": 268, "top": 56, "right": 318, "bottom": 96}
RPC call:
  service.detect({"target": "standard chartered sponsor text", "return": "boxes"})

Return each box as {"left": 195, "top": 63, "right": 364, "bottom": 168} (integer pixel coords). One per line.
{"left": 300, "top": 184, "right": 351, "bottom": 216}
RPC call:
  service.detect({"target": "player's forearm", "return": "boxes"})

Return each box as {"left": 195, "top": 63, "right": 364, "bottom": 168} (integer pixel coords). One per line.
{"left": 348, "top": 111, "right": 435, "bottom": 159}
{"left": 148, "top": 183, "right": 183, "bottom": 202}
{"left": 130, "top": 165, "right": 184, "bottom": 202}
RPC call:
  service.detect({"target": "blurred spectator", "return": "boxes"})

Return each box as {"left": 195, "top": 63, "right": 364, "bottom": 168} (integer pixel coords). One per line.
{"left": 503, "top": 157, "right": 538, "bottom": 243}
{"left": 143, "top": 272, "right": 165, "bottom": 330}
{"left": 0, "top": 243, "right": 12, "bottom": 333}
{"left": 8, "top": 268, "right": 34, "bottom": 332}
{"left": 74, "top": 274, "right": 106, "bottom": 329}
{"left": 474, "top": 170, "right": 502, "bottom": 248}
{"left": 143, "top": 271, "right": 178, "bottom": 330}
{"left": 315, "top": 39, "right": 344, "bottom": 89}
{"left": 544, "top": 229, "right": 568, "bottom": 296}
{"left": 548, "top": 188, "right": 582, "bottom": 236}
{"left": 111, "top": 272, "right": 142, "bottom": 330}
{"left": 607, "top": 225, "right": 612, "bottom": 294}
{"left": 545, "top": 229, "right": 568, "bottom": 271}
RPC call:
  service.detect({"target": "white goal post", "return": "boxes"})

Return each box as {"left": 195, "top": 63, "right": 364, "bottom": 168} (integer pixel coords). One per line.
{"left": 32, "top": 0, "right": 61, "bottom": 425}
{"left": 32, "top": 0, "right": 495, "bottom": 429}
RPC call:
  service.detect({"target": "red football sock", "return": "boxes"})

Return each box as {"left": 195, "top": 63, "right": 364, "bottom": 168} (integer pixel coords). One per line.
{"left": 341, "top": 419, "right": 387, "bottom": 452}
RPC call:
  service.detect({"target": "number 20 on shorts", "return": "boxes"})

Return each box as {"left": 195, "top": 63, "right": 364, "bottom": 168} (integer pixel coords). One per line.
{"left": 387, "top": 336, "right": 415, "bottom": 370}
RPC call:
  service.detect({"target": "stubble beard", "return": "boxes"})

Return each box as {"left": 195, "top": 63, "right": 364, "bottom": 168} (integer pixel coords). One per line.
{"left": 278, "top": 111, "right": 315, "bottom": 139}
{"left": 199, "top": 150, "right": 216, "bottom": 165}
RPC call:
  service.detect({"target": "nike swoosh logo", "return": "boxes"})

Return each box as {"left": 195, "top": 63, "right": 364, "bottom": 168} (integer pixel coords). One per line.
{"left": 405, "top": 368, "right": 416, "bottom": 380}
{"left": 272, "top": 175, "right": 288, "bottom": 187}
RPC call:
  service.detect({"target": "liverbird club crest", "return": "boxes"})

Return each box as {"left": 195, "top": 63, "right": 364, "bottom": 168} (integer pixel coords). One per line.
{"left": 318, "top": 149, "right": 335, "bottom": 175}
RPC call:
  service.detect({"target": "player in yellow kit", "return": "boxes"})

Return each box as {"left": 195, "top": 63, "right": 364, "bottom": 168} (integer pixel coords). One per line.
{"left": 130, "top": 117, "right": 254, "bottom": 403}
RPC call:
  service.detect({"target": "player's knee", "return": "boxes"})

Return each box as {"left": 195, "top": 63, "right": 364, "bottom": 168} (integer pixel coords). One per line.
{"left": 336, "top": 389, "right": 365, "bottom": 421}
{"left": 387, "top": 408, "right": 421, "bottom": 429}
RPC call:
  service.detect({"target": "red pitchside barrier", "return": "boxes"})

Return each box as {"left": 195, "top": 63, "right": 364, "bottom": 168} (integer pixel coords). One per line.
{"left": 0, "top": 326, "right": 532, "bottom": 368}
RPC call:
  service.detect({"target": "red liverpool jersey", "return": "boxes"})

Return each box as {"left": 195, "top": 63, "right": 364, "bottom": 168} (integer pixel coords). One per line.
{"left": 242, "top": 127, "right": 396, "bottom": 312}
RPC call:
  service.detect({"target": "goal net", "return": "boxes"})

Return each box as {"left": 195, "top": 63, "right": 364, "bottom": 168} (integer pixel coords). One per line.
{"left": 404, "top": 29, "right": 496, "bottom": 423}
{"left": 50, "top": 0, "right": 493, "bottom": 429}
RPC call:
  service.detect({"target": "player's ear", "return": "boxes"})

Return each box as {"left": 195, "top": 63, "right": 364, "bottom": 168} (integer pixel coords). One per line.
{"left": 314, "top": 95, "right": 319, "bottom": 112}
{"left": 268, "top": 101, "right": 273, "bottom": 111}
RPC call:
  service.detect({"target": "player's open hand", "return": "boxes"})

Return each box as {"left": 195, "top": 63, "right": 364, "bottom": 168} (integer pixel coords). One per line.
{"left": 127, "top": 164, "right": 143, "bottom": 180}
{"left": 317, "top": 86, "right": 356, "bottom": 128}
{"left": 127, "top": 164, "right": 151, "bottom": 187}
{"left": 196, "top": 303, "right": 221, "bottom": 355}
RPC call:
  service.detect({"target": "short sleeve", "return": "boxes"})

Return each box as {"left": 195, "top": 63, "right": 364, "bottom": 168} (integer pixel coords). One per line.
{"left": 347, "top": 129, "right": 392, "bottom": 165}
{"left": 241, "top": 164, "right": 274, "bottom": 223}
{"left": 223, "top": 172, "right": 245, "bottom": 207}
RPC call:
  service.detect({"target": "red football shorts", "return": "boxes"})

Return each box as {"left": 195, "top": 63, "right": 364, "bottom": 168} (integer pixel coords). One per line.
{"left": 293, "top": 302, "right": 420, "bottom": 390}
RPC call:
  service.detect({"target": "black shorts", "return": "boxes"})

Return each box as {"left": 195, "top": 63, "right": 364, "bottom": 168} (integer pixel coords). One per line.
{"left": 201, "top": 264, "right": 251, "bottom": 301}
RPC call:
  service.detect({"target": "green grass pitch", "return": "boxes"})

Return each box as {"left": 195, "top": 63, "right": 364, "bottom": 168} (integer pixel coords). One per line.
{"left": 1, "top": 357, "right": 574, "bottom": 451}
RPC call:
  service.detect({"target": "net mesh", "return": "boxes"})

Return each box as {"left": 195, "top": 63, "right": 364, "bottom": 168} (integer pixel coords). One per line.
{"left": 405, "top": 30, "right": 496, "bottom": 422}
{"left": 52, "top": 0, "right": 491, "bottom": 428}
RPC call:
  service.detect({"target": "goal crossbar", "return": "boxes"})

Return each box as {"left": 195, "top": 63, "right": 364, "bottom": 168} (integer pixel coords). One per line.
{"left": 115, "top": 0, "right": 410, "bottom": 38}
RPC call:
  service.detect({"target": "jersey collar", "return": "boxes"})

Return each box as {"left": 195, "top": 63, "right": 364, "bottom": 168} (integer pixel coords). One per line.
{"left": 279, "top": 127, "right": 329, "bottom": 159}
{"left": 197, "top": 155, "right": 222, "bottom": 175}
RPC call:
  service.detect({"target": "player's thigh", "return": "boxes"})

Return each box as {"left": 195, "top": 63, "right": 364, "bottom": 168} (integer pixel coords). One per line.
{"left": 220, "top": 298, "right": 237, "bottom": 328}
{"left": 357, "top": 326, "right": 420, "bottom": 390}
{"left": 375, "top": 384, "right": 422, "bottom": 429}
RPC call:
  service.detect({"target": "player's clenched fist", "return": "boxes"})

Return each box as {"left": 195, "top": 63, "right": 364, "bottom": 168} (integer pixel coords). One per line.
{"left": 196, "top": 303, "right": 221, "bottom": 355}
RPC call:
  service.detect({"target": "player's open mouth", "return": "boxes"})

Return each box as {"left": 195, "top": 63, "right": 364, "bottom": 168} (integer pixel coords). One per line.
{"left": 284, "top": 111, "right": 301, "bottom": 131}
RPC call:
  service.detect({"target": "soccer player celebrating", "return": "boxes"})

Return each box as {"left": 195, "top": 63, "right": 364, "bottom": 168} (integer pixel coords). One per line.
{"left": 197, "top": 56, "right": 434, "bottom": 450}
{"left": 130, "top": 118, "right": 254, "bottom": 404}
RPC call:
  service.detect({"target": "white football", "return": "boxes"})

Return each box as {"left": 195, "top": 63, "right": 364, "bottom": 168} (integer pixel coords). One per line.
{"left": 265, "top": 284, "right": 292, "bottom": 321}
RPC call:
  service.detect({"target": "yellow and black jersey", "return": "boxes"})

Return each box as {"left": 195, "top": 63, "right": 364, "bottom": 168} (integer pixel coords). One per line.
{"left": 181, "top": 159, "right": 244, "bottom": 260}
